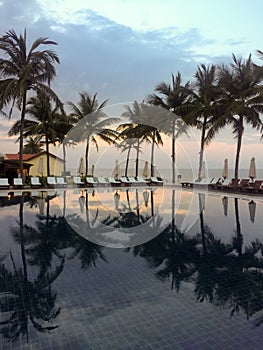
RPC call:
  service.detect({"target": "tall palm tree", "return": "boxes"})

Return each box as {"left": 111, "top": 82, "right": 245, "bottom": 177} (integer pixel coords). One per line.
{"left": 0, "top": 29, "right": 60, "bottom": 180}
{"left": 212, "top": 54, "right": 263, "bottom": 179}
{"left": 67, "top": 91, "right": 119, "bottom": 176}
{"left": 148, "top": 73, "right": 190, "bottom": 183}
{"left": 8, "top": 91, "right": 65, "bottom": 176}
{"left": 184, "top": 65, "right": 220, "bottom": 180}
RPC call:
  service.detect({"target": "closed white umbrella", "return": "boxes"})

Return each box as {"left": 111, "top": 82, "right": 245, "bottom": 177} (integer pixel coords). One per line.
{"left": 143, "top": 161, "right": 150, "bottom": 178}
{"left": 222, "top": 158, "right": 228, "bottom": 179}
{"left": 78, "top": 157, "right": 85, "bottom": 175}
{"left": 249, "top": 157, "right": 256, "bottom": 181}
{"left": 91, "top": 164, "right": 95, "bottom": 177}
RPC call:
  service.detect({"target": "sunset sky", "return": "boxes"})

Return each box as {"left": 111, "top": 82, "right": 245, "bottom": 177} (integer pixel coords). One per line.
{"left": 0, "top": 0, "right": 262, "bottom": 172}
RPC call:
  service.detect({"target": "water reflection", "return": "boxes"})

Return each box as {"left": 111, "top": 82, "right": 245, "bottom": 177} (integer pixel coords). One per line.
{"left": 0, "top": 188, "right": 263, "bottom": 346}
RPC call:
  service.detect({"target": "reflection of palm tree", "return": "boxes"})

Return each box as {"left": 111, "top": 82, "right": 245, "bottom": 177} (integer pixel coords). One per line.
{"left": 0, "top": 195, "right": 63, "bottom": 342}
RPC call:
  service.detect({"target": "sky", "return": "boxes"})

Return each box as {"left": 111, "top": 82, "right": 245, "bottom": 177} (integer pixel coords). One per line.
{"left": 0, "top": 0, "right": 263, "bottom": 172}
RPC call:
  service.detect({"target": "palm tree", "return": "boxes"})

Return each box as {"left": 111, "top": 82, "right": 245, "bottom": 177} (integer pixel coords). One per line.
{"left": 213, "top": 54, "right": 263, "bottom": 179}
{"left": 67, "top": 91, "right": 119, "bottom": 176}
{"left": 8, "top": 90, "right": 65, "bottom": 176}
{"left": 183, "top": 65, "right": 220, "bottom": 180}
{"left": 148, "top": 73, "right": 190, "bottom": 183}
{"left": 23, "top": 136, "right": 43, "bottom": 154}
{"left": 0, "top": 29, "right": 60, "bottom": 180}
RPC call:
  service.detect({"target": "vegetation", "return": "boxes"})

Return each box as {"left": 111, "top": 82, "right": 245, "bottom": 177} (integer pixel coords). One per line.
{"left": 0, "top": 28, "right": 263, "bottom": 180}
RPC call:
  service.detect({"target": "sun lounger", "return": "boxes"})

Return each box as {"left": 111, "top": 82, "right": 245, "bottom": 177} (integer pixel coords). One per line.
{"left": 194, "top": 178, "right": 214, "bottom": 186}
{"left": 98, "top": 177, "right": 109, "bottom": 186}
{"left": 86, "top": 177, "right": 98, "bottom": 186}
{"left": 236, "top": 178, "right": 251, "bottom": 190}
{"left": 13, "top": 178, "right": 23, "bottom": 188}
{"left": 136, "top": 176, "right": 150, "bottom": 184}
{"left": 0, "top": 178, "right": 10, "bottom": 189}
{"left": 120, "top": 176, "right": 131, "bottom": 185}
{"left": 56, "top": 177, "right": 67, "bottom": 187}
{"left": 150, "top": 177, "right": 164, "bottom": 185}
{"left": 31, "top": 177, "right": 42, "bottom": 187}
{"left": 217, "top": 178, "right": 239, "bottom": 190}
{"left": 128, "top": 177, "right": 141, "bottom": 185}
{"left": 108, "top": 177, "right": 121, "bottom": 185}
{"left": 242, "top": 180, "right": 263, "bottom": 193}
{"left": 73, "top": 176, "right": 84, "bottom": 187}
{"left": 47, "top": 177, "right": 56, "bottom": 187}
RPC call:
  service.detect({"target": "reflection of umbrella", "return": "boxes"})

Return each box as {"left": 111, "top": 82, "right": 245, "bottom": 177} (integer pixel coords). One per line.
{"left": 249, "top": 157, "right": 256, "bottom": 181}
{"left": 143, "top": 161, "right": 149, "bottom": 178}
{"left": 248, "top": 200, "right": 256, "bottom": 223}
{"left": 37, "top": 197, "right": 45, "bottom": 216}
{"left": 113, "top": 160, "right": 120, "bottom": 178}
{"left": 222, "top": 158, "right": 228, "bottom": 179}
{"left": 79, "top": 195, "right": 85, "bottom": 213}
{"left": 143, "top": 190, "right": 149, "bottom": 207}
{"left": 79, "top": 157, "right": 85, "bottom": 175}
{"left": 200, "top": 161, "right": 206, "bottom": 179}
{"left": 114, "top": 191, "right": 120, "bottom": 209}
{"left": 38, "top": 157, "right": 44, "bottom": 175}
{"left": 198, "top": 193, "right": 206, "bottom": 212}
{"left": 91, "top": 164, "right": 95, "bottom": 177}
{"left": 222, "top": 196, "right": 228, "bottom": 216}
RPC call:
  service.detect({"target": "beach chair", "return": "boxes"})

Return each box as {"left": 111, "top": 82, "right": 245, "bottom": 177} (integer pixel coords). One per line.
{"left": 98, "top": 177, "right": 109, "bottom": 186}
{"left": 194, "top": 178, "right": 214, "bottom": 186}
{"left": 31, "top": 177, "right": 42, "bottom": 187}
{"left": 236, "top": 178, "right": 250, "bottom": 190}
{"left": 47, "top": 177, "right": 56, "bottom": 187}
{"left": 73, "top": 176, "right": 84, "bottom": 187}
{"left": 108, "top": 177, "right": 121, "bottom": 185}
{"left": 0, "top": 178, "right": 10, "bottom": 189}
{"left": 218, "top": 178, "right": 239, "bottom": 190}
{"left": 13, "top": 178, "right": 23, "bottom": 188}
{"left": 208, "top": 177, "right": 223, "bottom": 190}
{"left": 128, "top": 177, "right": 141, "bottom": 185}
{"left": 120, "top": 176, "right": 131, "bottom": 185}
{"left": 86, "top": 177, "right": 98, "bottom": 186}
{"left": 56, "top": 177, "right": 67, "bottom": 187}
{"left": 243, "top": 180, "right": 263, "bottom": 193}
{"left": 150, "top": 177, "right": 164, "bottom": 185}
{"left": 136, "top": 176, "right": 150, "bottom": 184}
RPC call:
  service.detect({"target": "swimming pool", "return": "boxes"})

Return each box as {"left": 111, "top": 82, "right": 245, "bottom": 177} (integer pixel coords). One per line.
{"left": 0, "top": 187, "right": 263, "bottom": 349}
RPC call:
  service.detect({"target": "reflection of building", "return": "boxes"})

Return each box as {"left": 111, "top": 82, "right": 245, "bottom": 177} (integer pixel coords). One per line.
{"left": 3, "top": 152, "right": 64, "bottom": 178}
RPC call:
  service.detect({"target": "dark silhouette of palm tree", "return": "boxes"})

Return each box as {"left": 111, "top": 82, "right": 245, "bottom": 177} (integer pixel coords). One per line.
{"left": 0, "top": 29, "right": 60, "bottom": 180}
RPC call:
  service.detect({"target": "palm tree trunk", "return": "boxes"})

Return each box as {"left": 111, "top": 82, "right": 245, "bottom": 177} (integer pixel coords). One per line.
{"left": 234, "top": 118, "right": 244, "bottom": 180}
{"left": 45, "top": 134, "right": 50, "bottom": 177}
{"left": 234, "top": 198, "right": 243, "bottom": 256}
{"left": 151, "top": 133, "right": 155, "bottom": 177}
{"left": 125, "top": 145, "right": 132, "bottom": 177}
{"left": 135, "top": 139, "right": 140, "bottom": 177}
{"left": 19, "top": 91, "right": 27, "bottom": 183}
{"left": 85, "top": 137, "right": 90, "bottom": 177}
{"left": 198, "top": 122, "right": 206, "bottom": 180}
{"left": 62, "top": 141, "right": 66, "bottom": 175}
{"left": 171, "top": 120, "right": 176, "bottom": 183}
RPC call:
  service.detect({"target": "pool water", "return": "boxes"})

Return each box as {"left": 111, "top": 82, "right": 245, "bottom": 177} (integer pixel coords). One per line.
{"left": 0, "top": 187, "right": 263, "bottom": 349}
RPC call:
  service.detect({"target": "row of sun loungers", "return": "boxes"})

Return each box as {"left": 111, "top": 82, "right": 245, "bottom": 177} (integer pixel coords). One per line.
{"left": 0, "top": 176, "right": 164, "bottom": 189}
{"left": 181, "top": 177, "right": 263, "bottom": 193}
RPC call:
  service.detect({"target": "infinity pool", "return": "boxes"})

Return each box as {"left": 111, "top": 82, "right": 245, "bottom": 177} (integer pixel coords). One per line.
{"left": 0, "top": 187, "right": 263, "bottom": 349}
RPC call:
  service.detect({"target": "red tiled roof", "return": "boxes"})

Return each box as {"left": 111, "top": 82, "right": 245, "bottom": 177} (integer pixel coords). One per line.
{"left": 5, "top": 153, "right": 38, "bottom": 161}
{"left": 5, "top": 151, "right": 64, "bottom": 162}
